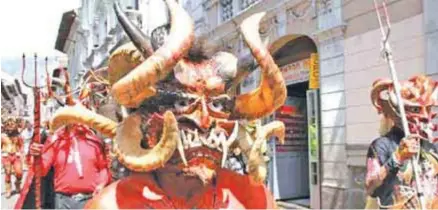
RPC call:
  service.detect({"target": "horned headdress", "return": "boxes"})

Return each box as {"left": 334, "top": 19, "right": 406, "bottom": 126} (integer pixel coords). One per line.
{"left": 49, "top": 0, "right": 286, "bottom": 184}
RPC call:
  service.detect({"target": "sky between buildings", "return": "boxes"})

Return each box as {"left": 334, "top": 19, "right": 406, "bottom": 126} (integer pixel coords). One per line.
{"left": 0, "top": 0, "right": 80, "bottom": 81}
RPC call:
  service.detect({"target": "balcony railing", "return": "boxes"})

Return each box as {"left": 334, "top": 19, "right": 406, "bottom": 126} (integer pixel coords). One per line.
{"left": 220, "top": 0, "right": 233, "bottom": 22}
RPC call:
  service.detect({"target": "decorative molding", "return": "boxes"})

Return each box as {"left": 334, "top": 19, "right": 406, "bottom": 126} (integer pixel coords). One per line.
{"left": 317, "top": 0, "right": 333, "bottom": 16}
{"left": 286, "top": 0, "right": 315, "bottom": 21}
{"left": 202, "top": 0, "right": 219, "bottom": 10}
{"left": 259, "top": 15, "right": 278, "bottom": 38}
{"left": 312, "top": 23, "right": 346, "bottom": 43}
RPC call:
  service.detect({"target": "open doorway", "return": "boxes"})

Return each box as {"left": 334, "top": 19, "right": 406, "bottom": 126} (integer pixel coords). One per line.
{"left": 268, "top": 35, "right": 318, "bottom": 208}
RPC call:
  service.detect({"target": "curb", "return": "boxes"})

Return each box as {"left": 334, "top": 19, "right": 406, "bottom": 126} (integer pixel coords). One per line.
{"left": 277, "top": 201, "right": 310, "bottom": 209}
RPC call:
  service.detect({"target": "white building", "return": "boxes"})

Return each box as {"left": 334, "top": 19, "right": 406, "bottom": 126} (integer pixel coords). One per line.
{"left": 54, "top": 0, "right": 156, "bottom": 90}
{"left": 1, "top": 70, "right": 32, "bottom": 121}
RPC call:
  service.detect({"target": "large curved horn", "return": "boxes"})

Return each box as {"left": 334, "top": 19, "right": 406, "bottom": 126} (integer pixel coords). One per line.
{"left": 246, "top": 121, "right": 285, "bottom": 184}
{"left": 111, "top": 0, "right": 194, "bottom": 108}
{"left": 47, "top": 67, "right": 76, "bottom": 106}
{"left": 232, "top": 13, "right": 286, "bottom": 120}
{"left": 370, "top": 79, "right": 393, "bottom": 114}
{"left": 114, "top": 2, "right": 154, "bottom": 57}
{"left": 50, "top": 104, "right": 117, "bottom": 138}
{"left": 61, "top": 68, "right": 75, "bottom": 106}
{"left": 113, "top": 111, "right": 179, "bottom": 172}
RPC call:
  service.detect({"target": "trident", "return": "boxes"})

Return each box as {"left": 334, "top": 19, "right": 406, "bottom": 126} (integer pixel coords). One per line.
{"left": 21, "top": 53, "right": 48, "bottom": 210}
{"left": 373, "top": 1, "right": 426, "bottom": 209}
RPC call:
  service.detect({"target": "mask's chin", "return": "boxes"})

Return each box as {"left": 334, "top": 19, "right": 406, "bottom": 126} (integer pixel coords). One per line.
{"left": 182, "top": 163, "right": 217, "bottom": 185}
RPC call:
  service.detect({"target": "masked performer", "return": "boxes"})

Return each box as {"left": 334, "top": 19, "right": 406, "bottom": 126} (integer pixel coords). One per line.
{"left": 2, "top": 117, "right": 25, "bottom": 198}
{"left": 365, "top": 75, "right": 438, "bottom": 209}
{"left": 41, "top": 0, "right": 286, "bottom": 208}
{"left": 15, "top": 68, "right": 112, "bottom": 210}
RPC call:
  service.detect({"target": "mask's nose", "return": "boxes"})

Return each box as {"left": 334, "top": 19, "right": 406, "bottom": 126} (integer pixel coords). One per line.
{"left": 199, "top": 100, "right": 212, "bottom": 130}
{"left": 185, "top": 98, "right": 213, "bottom": 131}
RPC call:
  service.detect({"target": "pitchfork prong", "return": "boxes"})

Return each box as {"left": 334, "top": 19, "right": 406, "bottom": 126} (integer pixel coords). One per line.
{"left": 21, "top": 53, "right": 48, "bottom": 89}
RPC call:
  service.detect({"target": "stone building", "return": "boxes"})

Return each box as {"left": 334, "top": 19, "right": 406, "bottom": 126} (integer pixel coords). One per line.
{"left": 179, "top": 0, "right": 437, "bottom": 208}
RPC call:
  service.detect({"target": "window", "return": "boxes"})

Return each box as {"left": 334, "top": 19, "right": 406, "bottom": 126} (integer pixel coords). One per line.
{"left": 220, "top": 0, "right": 233, "bottom": 22}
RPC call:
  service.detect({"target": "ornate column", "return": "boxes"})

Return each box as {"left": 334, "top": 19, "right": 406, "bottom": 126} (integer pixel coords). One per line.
{"left": 312, "top": 0, "right": 348, "bottom": 208}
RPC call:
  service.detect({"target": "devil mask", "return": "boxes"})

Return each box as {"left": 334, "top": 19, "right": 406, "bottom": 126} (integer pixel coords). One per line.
{"left": 49, "top": 0, "right": 286, "bottom": 183}
{"left": 371, "top": 75, "right": 438, "bottom": 142}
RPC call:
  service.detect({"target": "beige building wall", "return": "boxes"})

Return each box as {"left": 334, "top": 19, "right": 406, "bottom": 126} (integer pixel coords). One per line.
{"left": 342, "top": 0, "right": 429, "bottom": 208}
{"left": 183, "top": 0, "right": 434, "bottom": 208}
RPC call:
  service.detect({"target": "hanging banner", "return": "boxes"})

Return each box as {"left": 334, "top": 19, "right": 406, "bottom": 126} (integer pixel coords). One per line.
{"left": 309, "top": 53, "right": 319, "bottom": 89}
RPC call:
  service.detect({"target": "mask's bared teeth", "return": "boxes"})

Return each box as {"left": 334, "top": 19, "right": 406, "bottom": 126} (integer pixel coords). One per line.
{"left": 194, "top": 129, "right": 199, "bottom": 140}
{"left": 218, "top": 132, "right": 226, "bottom": 145}
{"left": 221, "top": 142, "right": 228, "bottom": 168}
{"left": 193, "top": 129, "right": 203, "bottom": 147}
{"left": 187, "top": 132, "right": 193, "bottom": 147}
{"left": 180, "top": 130, "right": 189, "bottom": 149}
{"left": 177, "top": 132, "right": 188, "bottom": 166}
{"left": 206, "top": 129, "right": 216, "bottom": 147}
{"left": 225, "top": 121, "right": 239, "bottom": 146}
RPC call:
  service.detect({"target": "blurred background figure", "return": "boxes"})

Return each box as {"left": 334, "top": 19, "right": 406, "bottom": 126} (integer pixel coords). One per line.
{"left": 1, "top": 117, "right": 25, "bottom": 198}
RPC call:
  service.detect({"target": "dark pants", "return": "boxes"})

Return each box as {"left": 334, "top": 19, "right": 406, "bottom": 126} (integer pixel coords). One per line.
{"left": 54, "top": 193, "right": 92, "bottom": 209}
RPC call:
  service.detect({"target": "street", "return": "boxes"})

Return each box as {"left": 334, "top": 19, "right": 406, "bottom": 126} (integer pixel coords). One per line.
{"left": 1, "top": 170, "right": 27, "bottom": 209}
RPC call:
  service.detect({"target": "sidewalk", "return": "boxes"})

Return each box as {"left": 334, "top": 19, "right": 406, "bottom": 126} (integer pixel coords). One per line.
{"left": 277, "top": 201, "right": 310, "bottom": 209}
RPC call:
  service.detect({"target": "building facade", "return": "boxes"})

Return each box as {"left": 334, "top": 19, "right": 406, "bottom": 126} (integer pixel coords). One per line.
{"left": 55, "top": 0, "right": 138, "bottom": 89}
{"left": 1, "top": 70, "right": 31, "bottom": 121}
{"left": 180, "top": 0, "right": 437, "bottom": 208}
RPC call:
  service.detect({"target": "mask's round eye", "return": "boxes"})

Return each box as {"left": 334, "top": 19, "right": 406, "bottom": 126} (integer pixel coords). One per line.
{"left": 209, "top": 100, "right": 224, "bottom": 112}
{"left": 174, "top": 98, "right": 195, "bottom": 109}
{"left": 406, "top": 106, "right": 421, "bottom": 113}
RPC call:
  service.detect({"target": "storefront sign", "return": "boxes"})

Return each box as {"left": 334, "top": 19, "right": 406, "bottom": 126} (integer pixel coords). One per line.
{"left": 280, "top": 59, "right": 310, "bottom": 85}
{"left": 274, "top": 97, "right": 308, "bottom": 153}
{"left": 309, "top": 53, "right": 319, "bottom": 89}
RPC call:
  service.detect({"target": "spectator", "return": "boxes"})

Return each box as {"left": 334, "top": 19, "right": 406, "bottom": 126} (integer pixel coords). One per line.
{"left": 28, "top": 124, "right": 111, "bottom": 209}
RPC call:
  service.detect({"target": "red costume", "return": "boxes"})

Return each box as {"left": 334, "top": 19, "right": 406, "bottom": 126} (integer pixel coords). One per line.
{"left": 38, "top": 125, "right": 111, "bottom": 195}
{"left": 2, "top": 117, "right": 24, "bottom": 198}
{"left": 15, "top": 124, "right": 111, "bottom": 209}
{"left": 88, "top": 169, "right": 275, "bottom": 209}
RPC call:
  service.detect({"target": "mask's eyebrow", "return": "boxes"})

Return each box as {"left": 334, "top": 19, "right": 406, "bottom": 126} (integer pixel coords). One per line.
{"left": 210, "top": 94, "right": 231, "bottom": 101}
{"left": 156, "top": 90, "right": 199, "bottom": 101}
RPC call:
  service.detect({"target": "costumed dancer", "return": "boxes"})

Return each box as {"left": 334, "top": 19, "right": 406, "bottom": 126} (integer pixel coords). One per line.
{"left": 1, "top": 117, "right": 25, "bottom": 198}
{"left": 45, "top": 0, "right": 287, "bottom": 208}
{"left": 365, "top": 75, "right": 438, "bottom": 209}
{"left": 15, "top": 62, "right": 112, "bottom": 209}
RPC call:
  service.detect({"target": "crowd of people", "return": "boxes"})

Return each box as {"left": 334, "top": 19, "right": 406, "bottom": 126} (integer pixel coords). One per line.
{"left": 1, "top": 0, "right": 437, "bottom": 209}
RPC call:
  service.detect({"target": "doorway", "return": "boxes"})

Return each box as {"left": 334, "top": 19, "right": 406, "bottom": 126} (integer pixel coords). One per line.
{"left": 267, "top": 35, "right": 319, "bottom": 208}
